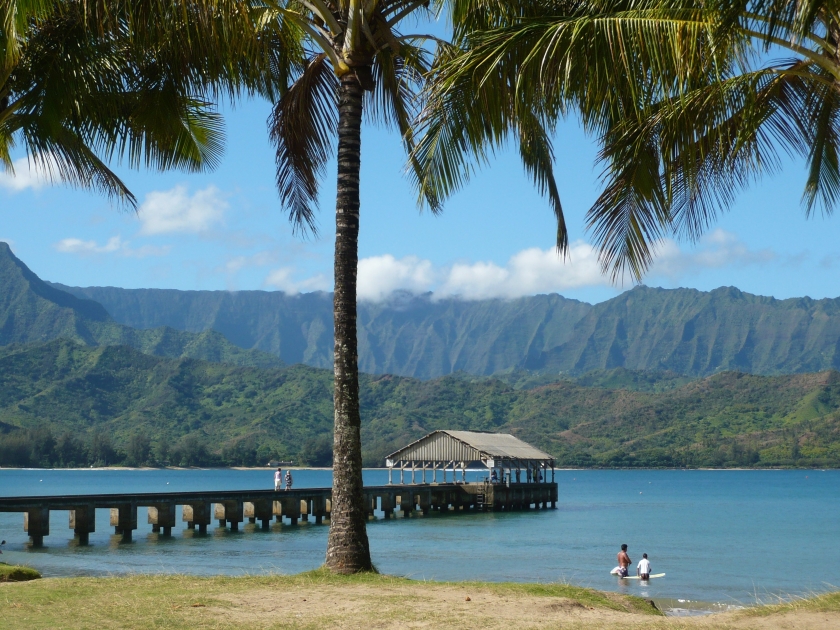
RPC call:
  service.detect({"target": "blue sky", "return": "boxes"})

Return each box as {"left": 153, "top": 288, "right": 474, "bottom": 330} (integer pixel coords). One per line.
{"left": 1, "top": 95, "right": 839, "bottom": 305}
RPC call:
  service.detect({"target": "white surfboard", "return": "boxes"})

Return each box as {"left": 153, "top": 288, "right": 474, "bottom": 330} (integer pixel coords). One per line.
{"left": 619, "top": 573, "right": 665, "bottom": 580}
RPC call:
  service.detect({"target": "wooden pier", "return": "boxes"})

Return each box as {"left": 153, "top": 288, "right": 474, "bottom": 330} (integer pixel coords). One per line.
{"left": 0, "top": 481, "right": 557, "bottom": 546}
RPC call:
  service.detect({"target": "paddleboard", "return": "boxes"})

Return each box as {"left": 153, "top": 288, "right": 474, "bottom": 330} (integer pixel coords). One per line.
{"left": 619, "top": 573, "right": 665, "bottom": 580}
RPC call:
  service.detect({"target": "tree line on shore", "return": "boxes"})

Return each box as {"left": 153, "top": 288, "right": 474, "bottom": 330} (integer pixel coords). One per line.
{"left": 0, "top": 426, "right": 333, "bottom": 469}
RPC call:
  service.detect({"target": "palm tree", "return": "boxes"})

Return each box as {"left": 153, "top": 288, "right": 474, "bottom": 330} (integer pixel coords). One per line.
{"left": 415, "top": 0, "right": 839, "bottom": 279}
{"left": 0, "top": 0, "right": 260, "bottom": 203}
{"left": 262, "top": 0, "right": 571, "bottom": 573}
{"left": 263, "top": 0, "right": 437, "bottom": 575}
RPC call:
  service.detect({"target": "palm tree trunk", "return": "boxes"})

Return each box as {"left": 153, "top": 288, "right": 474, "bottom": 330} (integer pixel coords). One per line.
{"left": 325, "top": 71, "right": 373, "bottom": 573}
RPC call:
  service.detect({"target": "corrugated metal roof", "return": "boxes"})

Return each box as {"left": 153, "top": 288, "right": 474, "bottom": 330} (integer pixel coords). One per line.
{"left": 386, "top": 430, "right": 553, "bottom": 463}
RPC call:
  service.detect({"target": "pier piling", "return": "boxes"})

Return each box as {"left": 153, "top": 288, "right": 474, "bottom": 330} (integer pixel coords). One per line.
{"left": 214, "top": 501, "right": 244, "bottom": 531}
{"left": 182, "top": 502, "right": 211, "bottom": 533}
{"left": 24, "top": 507, "right": 49, "bottom": 546}
{"left": 69, "top": 505, "right": 95, "bottom": 544}
{"left": 148, "top": 504, "right": 176, "bottom": 535}
{"left": 110, "top": 504, "right": 137, "bottom": 542}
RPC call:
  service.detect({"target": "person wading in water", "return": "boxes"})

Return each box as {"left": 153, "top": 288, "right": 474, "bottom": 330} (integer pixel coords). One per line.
{"left": 617, "top": 544, "right": 632, "bottom": 578}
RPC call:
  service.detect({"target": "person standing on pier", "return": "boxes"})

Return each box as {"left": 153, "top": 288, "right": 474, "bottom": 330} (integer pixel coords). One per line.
{"left": 274, "top": 467, "right": 283, "bottom": 492}
{"left": 285, "top": 470, "right": 293, "bottom": 491}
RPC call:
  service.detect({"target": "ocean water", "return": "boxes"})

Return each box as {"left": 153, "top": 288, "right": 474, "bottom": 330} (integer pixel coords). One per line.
{"left": 0, "top": 468, "right": 837, "bottom": 614}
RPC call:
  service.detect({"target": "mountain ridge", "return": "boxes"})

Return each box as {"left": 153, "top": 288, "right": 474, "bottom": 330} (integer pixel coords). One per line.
{"left": 0, "top": 243, "right": 282, "bottom": 368}
{"left": 52, "top": 278, "right": 840, "bottom": 378}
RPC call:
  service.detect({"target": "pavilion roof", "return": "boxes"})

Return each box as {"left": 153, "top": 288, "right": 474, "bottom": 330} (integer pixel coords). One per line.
{"left": 385, "top": 430, "right": 553, "bottom": 466}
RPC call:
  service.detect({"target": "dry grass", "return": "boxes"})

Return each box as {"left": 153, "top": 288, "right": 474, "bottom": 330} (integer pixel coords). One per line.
{"left": 0, "top": 570, "right": 838, "bottom": 630}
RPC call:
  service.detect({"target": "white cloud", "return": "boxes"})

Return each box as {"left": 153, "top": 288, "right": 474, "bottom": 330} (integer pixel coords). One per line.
{"left": 0, "top": 157, "right": 51, "bottom": 192}
{"left": 55, "top": 235, "right": 169, "bottom": 258}
{"left": 257, "top": 230, "right": 777, "bottom": 301}
{"left": 437, "top": 242, "right": 609, "bottom": 300}
{"left": 357, "top": 255, "right": 436, "bottom": 301}
{"left": 138, "top": 185, "right": 226, "bottom": 235}
{"left": 264, "top": 267, "right": 329, "bottom": 294}
{"left": 650, "top": 229, "right": 776, "bottom": 278}
{"left": 222, "top": 251, "right": 276, "bottom": 274}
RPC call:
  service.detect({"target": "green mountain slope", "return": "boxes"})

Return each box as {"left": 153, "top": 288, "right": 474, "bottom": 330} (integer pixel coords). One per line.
{"left": 54, "top": 279, "right": 840, "bottom": 379}
{"left": 51, "top": 284, "right": 591, "bottom": 377}
{"left": 1, "top": 340, "right": 838, "bottom": 468}
{"left": 530, "top": 286, "right": 840, "bottom": 376}
{"left": 0, "top": 243, "right": 281, "bottom": 368}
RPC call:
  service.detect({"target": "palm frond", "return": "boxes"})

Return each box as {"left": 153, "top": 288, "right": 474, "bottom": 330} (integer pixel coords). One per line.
{"left": 269, "top": 52, "right": 338, "bottom": 234}
{"left": 801, "top": 71, "right": 840, "bottom": 216}
{"left": 19, "top": 119, "right": 135, "bottom": 203}
{"left": 517, "top": 110, "right": 568, "bottom": 251}
{"left": 590, "top": 60, "right": 826, "bottom": 277}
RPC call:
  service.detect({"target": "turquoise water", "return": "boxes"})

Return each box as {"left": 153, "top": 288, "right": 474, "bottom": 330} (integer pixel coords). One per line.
{"left": 1, "top": 468, "right": 837, "bottom": 614}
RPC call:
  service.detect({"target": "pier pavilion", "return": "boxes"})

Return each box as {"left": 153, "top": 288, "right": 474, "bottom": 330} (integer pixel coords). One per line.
{"left": 385, "top": 430, "right": 555, "bottom": 485}
{"left": 384, "top": 431, "right": 557, "bottom": 511}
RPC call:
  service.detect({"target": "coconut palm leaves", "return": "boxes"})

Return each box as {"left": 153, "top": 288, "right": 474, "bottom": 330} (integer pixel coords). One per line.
{"left": 414, "top": 0, "right": 720, "bottom": 259}
{"left": 0, "top": 0, "right": 260, "bottom": 204}
{"left": 264, "top": 1, "right": 437, "bottom": 233}
{"left": 418, "top": 0, "right": 840, "bottom": 279}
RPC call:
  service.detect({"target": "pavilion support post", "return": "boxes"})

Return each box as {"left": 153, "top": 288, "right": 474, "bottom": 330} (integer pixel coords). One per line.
{"left": 69, "top": 505, "right": 95, "bottom": 544}
{"left": 422, "top": 463, "right": 427, "bottom": 484}
{"left": 411, "top": 463, "right": 416, "bottom": 484}
{"left": 24, "top": 507, "right": 50, "bottom": 546}
{"left": 388, "top": 467, "right": 393, "bottom": 485}
{"left": 400, "top": 463, "right": 405, "bottom": 484}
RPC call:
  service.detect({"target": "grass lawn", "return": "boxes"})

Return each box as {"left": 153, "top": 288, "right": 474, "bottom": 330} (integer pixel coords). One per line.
{"left": 0, "top": 569, "right": 837, "bottom": 629}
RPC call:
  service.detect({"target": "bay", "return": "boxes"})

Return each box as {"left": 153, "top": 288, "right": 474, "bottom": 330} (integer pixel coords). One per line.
{"left": 0, "top": 468, "right": 837, "bottom": 615}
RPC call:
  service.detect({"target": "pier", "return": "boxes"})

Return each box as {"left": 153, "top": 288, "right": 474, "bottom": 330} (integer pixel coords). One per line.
{"left": 1, "top": 431, "right": 558, "bottom": 546}
{"left": 0, "top": 481, "right": 557, "bottom": 546}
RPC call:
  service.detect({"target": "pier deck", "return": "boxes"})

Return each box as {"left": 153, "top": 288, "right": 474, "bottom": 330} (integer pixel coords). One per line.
{"left": 0, "top": 481, "right": 557, "bottom": 545}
